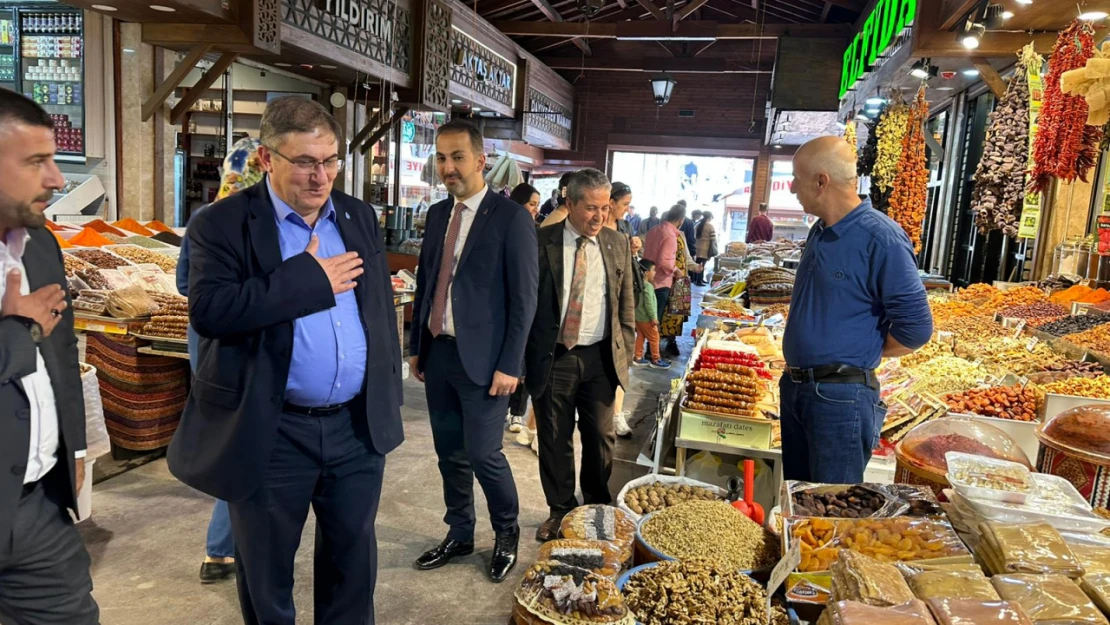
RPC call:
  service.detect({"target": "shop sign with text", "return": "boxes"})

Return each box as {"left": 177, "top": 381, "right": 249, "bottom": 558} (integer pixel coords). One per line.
{"left": 285, "top": 0, "right": 411, "bottom": 73}
{"left": 839, "top": 0, "right": 916, "bottom": 98}
{"left": 451, "top": 27, "right": 515, "bottom": 108}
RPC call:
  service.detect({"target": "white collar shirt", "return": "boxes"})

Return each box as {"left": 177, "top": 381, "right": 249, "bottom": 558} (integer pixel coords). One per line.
{"left": 0, "top": 229, "right": 63, "bottom": 485}
{"left": 435, "top": 185, "right": 487, "bottom": 337}
{"left": 560, "top": 220, "right": 608, "bottom": 347}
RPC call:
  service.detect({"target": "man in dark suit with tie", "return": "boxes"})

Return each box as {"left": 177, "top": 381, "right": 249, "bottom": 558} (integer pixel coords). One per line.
{"left": 525, "top": 168, "right": 636, "bottom": 541}
{"left": 168, "top": 96, "right": 403, "bottom": 625}
{"left": 0, "top": 90, "right": 99, "bottom": 625}
{"left": 409, "top": 120, "right": 538, "bottom": 583}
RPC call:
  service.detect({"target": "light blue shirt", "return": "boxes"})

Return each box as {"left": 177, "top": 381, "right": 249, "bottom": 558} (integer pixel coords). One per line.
{"left": 267, "top": 179, "right": 367, "bottom": 406}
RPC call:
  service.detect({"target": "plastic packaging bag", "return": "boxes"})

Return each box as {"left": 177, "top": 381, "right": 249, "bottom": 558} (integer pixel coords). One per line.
{"left": 559, "top": 505, "right": 636, "bottom": 565}
{"left": 830, "top": 550, "right": 915, "bottom": 607}
{"left": 822, "top": 599, "right": 937, "bottom": 625}
{"left": 536, "top": 539, "right": 623, "bottom": 580}
{"left": 785, "top": 481, "right": 941, "bottom": 519}
{"left": 907, "top": 569, "right": 1000, "bottom": 601}
{"left": 615, "top": 474, "right": 726, "bottom": 523}
{"left": 789, "top": 517, "right": 972, "bottom": 573}
{"left": 925, "top": 599, "right": 1033, "bottom": 625}
{"left": 1081, "top": 573, "right": 1110, "bottom": 615}
{"left": 992, "top": 573, "right": 1109, "bottom": 624}
{"left": 80, "top": 363, "right": 110, "bottom": 459}
{"left": 1069, "top": 543, "right": 1110, "bottom": 576}
{"left": 979, "top": 522, "right": 1084, "bottom": 577}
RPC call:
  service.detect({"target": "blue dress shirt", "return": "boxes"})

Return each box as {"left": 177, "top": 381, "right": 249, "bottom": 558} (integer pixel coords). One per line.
{"left": 782, "top": 199, "right": 933, "bottom": 371}
{"left": 267, "top": 179, "right": 367, "bottom": 406}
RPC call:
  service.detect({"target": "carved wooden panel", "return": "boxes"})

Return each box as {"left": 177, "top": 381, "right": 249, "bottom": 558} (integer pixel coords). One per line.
{"left": 284, "top": 0, "right": 411, "bottom": 73}
{"left": 524, "top": 87, "right": 572, "bottom": 146}
{"left": 416, "top": 0, "right": 451, "bottom": 111}
{"left": 450, "top": 28, "right": 515, "bottom": 108}
{"left": 255, "top": 0, "right": 280, "bottom": 51}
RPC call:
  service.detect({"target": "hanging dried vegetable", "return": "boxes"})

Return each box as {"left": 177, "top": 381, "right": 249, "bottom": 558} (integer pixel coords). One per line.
{"left": 871, "top": 94, "right": 909, "bottom": 213}
{"left": 1030, "top": 20, "right": 1102, "bottom": 193}
{"left": 858, "top": 111, "right": 880, "bottom": 177}
{"left": 844, "top": 120, "right": 858, "bottom": 159}
{"left": 970, "top": 46, "right": 1038, "bottom": 237}
{"left": 888, "top": 85, "right": 929, "bottom": 254}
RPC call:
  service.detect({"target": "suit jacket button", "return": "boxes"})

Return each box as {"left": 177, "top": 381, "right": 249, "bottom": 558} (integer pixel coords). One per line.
{"left": 11, "top": 465, "right": 25, "bottom": 476}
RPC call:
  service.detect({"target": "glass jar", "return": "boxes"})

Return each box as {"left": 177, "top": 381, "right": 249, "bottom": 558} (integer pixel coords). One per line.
{"left": 1056, "top": 239, "right": 1081, "bottom": 277}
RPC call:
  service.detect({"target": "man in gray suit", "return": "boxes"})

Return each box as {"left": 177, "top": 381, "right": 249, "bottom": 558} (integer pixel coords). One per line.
{"left": 0, "top": 90, "right": 99, "bottom": 624}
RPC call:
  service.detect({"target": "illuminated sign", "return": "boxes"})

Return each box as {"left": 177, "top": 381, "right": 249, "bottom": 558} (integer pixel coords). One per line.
{"left": 839, "top": 0, "right": 916, "bottom": 99}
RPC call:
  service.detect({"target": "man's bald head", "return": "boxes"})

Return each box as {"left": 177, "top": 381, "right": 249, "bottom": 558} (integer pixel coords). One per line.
{"left": 790, "top": 135, "right": 864, "bottom": 223}
{"left": 794, "top": 136, "right": 858, "bottom": 187}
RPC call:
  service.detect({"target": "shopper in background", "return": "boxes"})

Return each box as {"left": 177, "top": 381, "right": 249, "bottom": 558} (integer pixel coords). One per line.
{"left": 638, "top": 206, "right": 660, "bottom": 236}
{"left": 633, "top": 260, "right": 669, "bottom": 369}
{"left": 747, "top": 203, "right": 774, "bottom": 243}
{"left": 781, "top": 136, "right": 932, "bottom": 484}
{"left": 506, "top": 182, "right": 542, "bottom": 451}
{"left": 602, "top": 182, "right": 638, "bottom": 438}
{"left": 176, "top": 135, "right": 263, "bottom": 585}
{"left": 539, "top": 187, "right": 560, "bottom": 220}
{"left": 525, "top": 168, "right": 635, "bottom": 542}
{"left": 410, "top": 120, "right": 538, "bottom": 583}
{"left": 540, "top": 172, "right": 574, "bottom": 227}
{"left": 0, "top": 89, "right": 99, "bottom": 625}
{"left": 694, "top": 212, "right": 718, "bottom": 287}
{"left": 169, "top": 96, "right": 404, "bottom": 625}
{"left": 681, "top": 209, "right": 699, "bottom": 254}
{"left": 626, "top": 204, "right": 642, "bottom": 235}
{"left": 643, "top": 205, "right": 699, "bottom": 358}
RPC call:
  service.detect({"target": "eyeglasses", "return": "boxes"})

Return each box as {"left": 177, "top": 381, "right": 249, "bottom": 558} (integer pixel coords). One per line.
{"left": 266, "top": 146, "right": 345, "bottom": 174}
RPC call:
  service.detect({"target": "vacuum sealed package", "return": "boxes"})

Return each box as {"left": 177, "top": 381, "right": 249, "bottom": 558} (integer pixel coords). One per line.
{"left": 559, "top": 506, "right": 636, "bottom": 565}
{"left": 537, "top": 540, "right": 623, "bottom": 580}
{"left": 1081, "top": 574, "right": 1110, "bottom": 615}
{"left": 830, "top": 550, "right": 915, "bottom": 607}
{"left": 907, "top": 569, "right": 1001, "bottom": 601}
{"left": 979, "top": 522, "right": 1084, "bottom": 577}
{"left": 991, "top": 574, "right": 1109, "bottom": 624}
{"left": 925, "top": 599, "right": 1033, "bottom": 625}
{"left": 1069, "top": 542, "right": 1110, "bottom": 576}
{"left": 819, "top": 599, "right": 937, "bottom": 625}
{"left": 785, "top": 482, "right": 942, "bottom": 519}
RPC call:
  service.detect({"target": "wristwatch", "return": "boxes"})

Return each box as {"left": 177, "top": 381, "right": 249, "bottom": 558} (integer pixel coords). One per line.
{"left": 8, "top": 315, "right": 43, "bottom": 344}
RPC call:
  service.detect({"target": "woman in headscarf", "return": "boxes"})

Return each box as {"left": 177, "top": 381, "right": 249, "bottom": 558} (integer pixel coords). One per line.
{"left": 177, "top": 135, "right": 263, "bottom": 584}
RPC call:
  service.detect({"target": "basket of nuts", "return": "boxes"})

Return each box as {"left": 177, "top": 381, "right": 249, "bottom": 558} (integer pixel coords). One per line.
{"left": 616, "top": 475, "right": 726, "bottom": 522}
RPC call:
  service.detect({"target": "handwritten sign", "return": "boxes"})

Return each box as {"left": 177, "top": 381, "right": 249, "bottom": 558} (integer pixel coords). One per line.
{"left": 767, "top": 540, "right": 803, "bottom": 623}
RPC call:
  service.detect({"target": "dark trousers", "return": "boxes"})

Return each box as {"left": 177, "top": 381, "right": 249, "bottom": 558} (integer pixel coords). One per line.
{"left": 778, "top": 375, "right": 887, "bottom": 483}
{"left": 695, "top": 257, "right": 710, "bottom": 284}
{"left": 533, "top": 343, "right": 618, "bottom": 514}
{"left": 228, "top": 405, "right": 386, "bottom": 625}
{"left": 508, "top": 383, "right": 530, "bottom": 418}
{"left": 0, "top": 467, "right": 99, "bottom": 625}
{"left": 425, "top": 336, "right": 519, "bottom": 541}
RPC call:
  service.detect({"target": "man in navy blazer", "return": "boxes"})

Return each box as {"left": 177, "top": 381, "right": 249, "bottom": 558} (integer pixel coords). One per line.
{"left": 409, "top": 120, "right": 538, "bottom": 583}
{"left": 168, "top": 97, "right": 403, "bottom": 625}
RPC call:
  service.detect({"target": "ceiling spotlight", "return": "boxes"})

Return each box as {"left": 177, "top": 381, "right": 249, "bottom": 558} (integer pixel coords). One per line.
{"left": 961, "top": 23, "right": 985, "bottom": 49}
{"left": 773, "top": 144, "right": 782, "bottom": 149}
{"left": 1002, "top": 10, "right": 1014, "bottom": 17}
{"left": 149, "top": 4, "right": 175, "bottom": 11}
{"left": 91, "top": 4, "right": 117, "bottom": 10}
{"left": 472, "top": 107, "right": 482, "bottom": 112}
{"left": 866, "top": 96, "right": 885, "bottom": 105}
{"left": 320, "top": 64, "right": 337, "bottom": 69}
{"left": 451, "top": 99, "right": 462, "bottom": 104}
{"left": 1079, "top": 11, "right": 1109, "bottom": 19}
{"left": 910, "top": 58, "right": 930, "bottom": 79}
{"left": 983, "top": 3, "right": 1005, "bottom": 28}
{"left": 1015, "top": 0, "right": 1031, "bottom": 3}
{"left": 274, "top": 62, "right": 292, "bottom": 67}
{"left": 963, "top": 68, "right": 980, "bottom": 76}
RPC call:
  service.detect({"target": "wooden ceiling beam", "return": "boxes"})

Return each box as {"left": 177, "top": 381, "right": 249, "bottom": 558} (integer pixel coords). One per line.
{"left": 819, "top": 1, "right": 831, "bottom": 21}
{"left": 634, "top": 0, "right": 668, "bottom": 20}
{"left": 673, "top": 0, "right": 711, "bottom": 27}
{"left": 142, "top": 43, "right": 210, "bottom": 121}
{"left": 492, "top": 19, "right": 851, "bottom": 36}
{"left": 937, "top": 0, "right": 979, "bottom": 31}
{"left": 913, "top": 29, "right": 1059, "bottom": 56}
{"left": 527, "top": 0, "right": 593, "bottom": 55}
{"left": 538, "top": 54, "right": 775, "bottom": 71}
{"left": 169, "top": 51, "right": 237, "bottom": 124}
{"left": 971, "top": 56, "right": 1006, "bottom": 98}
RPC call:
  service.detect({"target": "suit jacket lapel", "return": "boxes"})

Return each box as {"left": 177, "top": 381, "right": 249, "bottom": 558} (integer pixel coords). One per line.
{"left": 333, "top": 196, "right": 370, "bottom": 305}
{"left": 544, "top": 226, "right": 564, "bottom": 311}
{"left": 456, "top": 191, "right": 495, "bottom": 272}
{"left": 247, "top": 182, "right": 283, "bottom": 276}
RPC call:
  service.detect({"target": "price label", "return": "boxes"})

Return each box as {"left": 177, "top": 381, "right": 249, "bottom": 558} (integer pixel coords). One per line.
{"left": 73, "top": 317, "right": 128, "bottom": 335}
{"left": 1026, "top": 336, "right": 1039, "bottom": 352}
{"left": 767, "top": 540, "right": 802, "bottom": 623}
{"left": 1012, "top": 320, "right": 1027, "bottom": 339}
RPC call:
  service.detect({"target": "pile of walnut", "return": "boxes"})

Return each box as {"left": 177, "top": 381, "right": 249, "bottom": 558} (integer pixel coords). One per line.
{"left": 622, "top": 559, "right": 790, "bottom": 625}
{"left": 623, "top": 482, "right": 718, "bottom": 515}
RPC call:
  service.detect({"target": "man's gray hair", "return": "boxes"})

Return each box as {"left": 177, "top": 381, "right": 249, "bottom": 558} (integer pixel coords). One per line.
{"left": 260, "top": 96, "right": 343, "bottom": 148}
{"left": 567, "top": 168, "right": 611, "bottom": 204}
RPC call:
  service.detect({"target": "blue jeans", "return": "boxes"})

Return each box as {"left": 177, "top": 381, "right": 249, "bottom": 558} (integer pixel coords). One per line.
{"left": 190, "top": 325, "right": 236, "bottom": 559}
{"left": 778, "top": 375, "right": 887, "bottom": 483}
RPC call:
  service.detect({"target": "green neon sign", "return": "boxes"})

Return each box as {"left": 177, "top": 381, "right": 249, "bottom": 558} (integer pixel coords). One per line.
{"left": 839, "top": 0, "right": 917, "bottom": 99}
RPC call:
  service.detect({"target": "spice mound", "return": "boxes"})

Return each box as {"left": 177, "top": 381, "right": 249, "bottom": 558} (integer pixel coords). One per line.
{"left": 513, "top": 561, "right": 633, "bottom": 625}
{"left": 638, "top": 500, "right": 777, "bottom": 571}
{"left": 621, "top": 559, "right": 788, "bottom": 625}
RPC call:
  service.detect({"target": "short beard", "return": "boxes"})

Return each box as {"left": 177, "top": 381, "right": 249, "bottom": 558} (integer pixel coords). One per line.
{"left": 0, "top": 191, "right": 50, "bottom": 230}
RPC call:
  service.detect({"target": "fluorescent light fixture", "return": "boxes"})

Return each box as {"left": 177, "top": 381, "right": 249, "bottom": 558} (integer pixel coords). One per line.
{"left": 616, "top": 36, "right": 716, "bottom": 41}
{"left": 773, "top": 144, "right": 782, "bottom": 148}
{"left": 451, "top": 99, "right": 462, "bottom": 104}
{"left": 855, "top": 113, "right": 869, "bottom": 121}
{"left": 865, "top": 97, "right": 885, "bottom": 105}
{"left": 1079, "top": 11, "right": 1109, "bottom": 19}
{"left": 963, "top": 68, "right": 979, "bottom": 76}
{"left": 320, "top": 64, "right": 337, "bottom": 69}
{"left": 274, "top": 62, "right": 292, "bottom": 67}
{"left": 91, "top": 4, "right": 117, "bottom": 10}
{"left": 1015, "top": 0, "right": 1031, "bottom": 5}
{"left": 472, "top": 107, "right": 482, "bottom": 111}
{"left": 123, "top": 48, "right": 136, "bottom": 53}
{"left": 149, "top": 4, "right": 175, "bottom": 11}
{"left": 1001, "top": 10, "right": 1014, "bottom": 17}
{"left": 936, "top": 87, "right": 955, "bottom": 91}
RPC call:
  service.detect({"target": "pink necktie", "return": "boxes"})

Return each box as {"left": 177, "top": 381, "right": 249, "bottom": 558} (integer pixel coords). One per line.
{"left": 429, "top": 202, "right": 466, "bottom": 337}
{"left": 559, "top": 236, "right": 588, "bottom": 348}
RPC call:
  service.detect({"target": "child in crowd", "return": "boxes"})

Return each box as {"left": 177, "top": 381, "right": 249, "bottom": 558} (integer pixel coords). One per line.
{"left": 633, "top": 260, "right": 671, "bottom": 369}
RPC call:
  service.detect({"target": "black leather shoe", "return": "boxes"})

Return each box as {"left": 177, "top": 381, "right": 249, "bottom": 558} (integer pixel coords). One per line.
{"left": 535, "top": 513, "right": 566, "bottom": 543}
{"left": 414, "top": 538, "right": 474, "bottom": 571}
{"left": 199, "top": 560, "right": 236, "bottom": 584}
{"left": 489, "top": 528, "right": 519, "bottom": 583}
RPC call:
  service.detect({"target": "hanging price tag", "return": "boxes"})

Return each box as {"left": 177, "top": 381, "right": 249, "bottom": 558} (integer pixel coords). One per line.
{"left": 1012, "top": 320, "right": 1027, "bottom": 339}
{"left": 1026, "top": 336, "right": 1039, "bottom": 352}
{"left": 767, "top": 540, "right": 802, "bottom": 623}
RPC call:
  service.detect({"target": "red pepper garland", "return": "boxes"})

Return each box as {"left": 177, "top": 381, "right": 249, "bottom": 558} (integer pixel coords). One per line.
{"left": 1030, "top": 20, "right": 1102, "bottom": 193}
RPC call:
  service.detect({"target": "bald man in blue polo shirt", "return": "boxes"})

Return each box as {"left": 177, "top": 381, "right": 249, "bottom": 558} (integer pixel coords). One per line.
{"left": 780, "top": 136, "right": 932, "bottom": 483}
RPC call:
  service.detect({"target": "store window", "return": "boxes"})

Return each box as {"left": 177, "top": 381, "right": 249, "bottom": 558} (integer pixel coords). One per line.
{"left": 767, "top": 159, "right": 812, "bottom": 242}
{"left": 390, "top": 111, "right": 448, "bottom": 213}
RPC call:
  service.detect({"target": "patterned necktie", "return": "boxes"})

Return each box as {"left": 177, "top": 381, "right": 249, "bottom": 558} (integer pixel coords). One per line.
{"left": 429, "top": 202, "right": 466, "bottom": 337}
{"left": 559, "top": 236, "right": 589, "bottom": 349}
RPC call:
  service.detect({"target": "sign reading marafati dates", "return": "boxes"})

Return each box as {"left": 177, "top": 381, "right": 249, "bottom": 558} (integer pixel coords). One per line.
{"left": 839, "top": 0, "right": 916, "bottom": 98}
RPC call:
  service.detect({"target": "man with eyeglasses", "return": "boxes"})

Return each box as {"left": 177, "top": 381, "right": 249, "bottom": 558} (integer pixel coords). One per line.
{"left": 168, "top": 96, "right": 404, "bottom": 625}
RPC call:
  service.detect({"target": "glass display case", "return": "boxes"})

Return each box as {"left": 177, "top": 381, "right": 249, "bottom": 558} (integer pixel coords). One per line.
{"left": 0, "top": 9, "right": 15, "bottom": 92}
{"left": 16, "top": 6, "right": 83, "bottom": 159}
